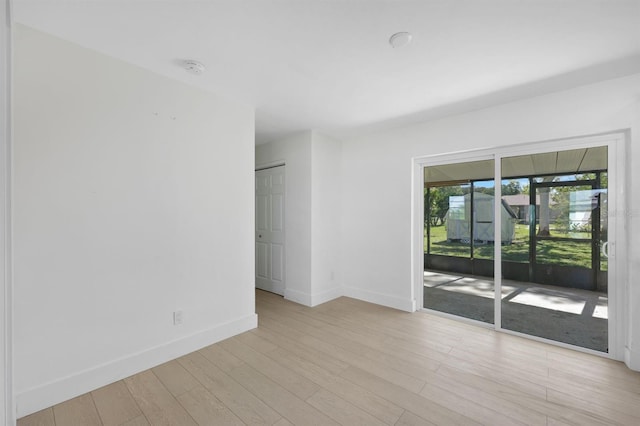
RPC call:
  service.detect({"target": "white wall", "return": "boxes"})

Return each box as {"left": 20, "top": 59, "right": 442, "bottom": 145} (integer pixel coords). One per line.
{"left": 310, "top": 133, "right": 342, "bottom": 305}
{"left": 1, "top": 0, "right": 14, "bottom": 424}
{"left": 13, "top": 25, "right": 256, "bottom": 417}
{"left": 255, "top": 131, "right": 342, "bottom": 307}
{"left": 340, "top": 73, "right": 640, "bottom": 367}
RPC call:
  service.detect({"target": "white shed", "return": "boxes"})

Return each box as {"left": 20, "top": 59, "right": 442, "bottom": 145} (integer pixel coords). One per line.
{"left": 446, "top": 192, "right": 517, "bottom": 243}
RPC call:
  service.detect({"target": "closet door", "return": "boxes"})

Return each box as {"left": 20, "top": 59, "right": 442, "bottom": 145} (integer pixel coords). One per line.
{"left": 256, "top": 166, "right": 285, "bottom": 295}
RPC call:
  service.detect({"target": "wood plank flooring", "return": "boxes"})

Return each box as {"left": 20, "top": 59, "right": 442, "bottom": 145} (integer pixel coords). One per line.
{"left": 18, "top": 290, "right": 640, "bottom": 425}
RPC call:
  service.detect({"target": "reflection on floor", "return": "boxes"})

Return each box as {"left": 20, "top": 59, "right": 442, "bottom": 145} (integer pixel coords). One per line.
{"left": 424, "top": 271, "right": 608, "bottom": 352}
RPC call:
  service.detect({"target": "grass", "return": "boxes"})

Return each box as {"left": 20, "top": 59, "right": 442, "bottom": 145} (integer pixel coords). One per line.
{"left": 424, "top": 224, "right": 606, "bottom": 269}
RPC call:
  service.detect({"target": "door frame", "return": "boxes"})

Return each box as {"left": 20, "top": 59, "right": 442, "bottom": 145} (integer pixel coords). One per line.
{"left": 1, "top": 0, "right": 14, "bottom": 422}
{"left": 412, "top": 131, "right": 628, "bottom": 361}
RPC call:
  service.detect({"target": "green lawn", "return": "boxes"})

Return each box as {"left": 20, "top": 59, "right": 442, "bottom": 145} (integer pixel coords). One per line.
{"left": 424, "top": 224, "right": 605, "bottom": 269}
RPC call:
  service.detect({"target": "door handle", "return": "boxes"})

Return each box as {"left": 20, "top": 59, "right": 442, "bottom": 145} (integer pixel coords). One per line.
{"left": 601, "top": 241, "right": 609, "bottom": 258}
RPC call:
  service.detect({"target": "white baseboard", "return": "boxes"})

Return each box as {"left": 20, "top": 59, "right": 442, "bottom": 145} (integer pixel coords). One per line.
{"left": 284, "top": 287, "right": 342, "bottom": 307}
{"left": 15, "top": 313, "right": 257, "bottom": 418}
{"left": 342, "top": 286, "right": 415, "bottom": 312}
{"left": 310, "top": 287, "right": 342, "bottom": 307}
{"left": 625, "top": 346, "right": 640, "bottom": 372}
{"left": 284, "top": 288, "right": 312, "bottom": 306}
{"left": 286, "top": 285, "right": 415, "bottom": 312}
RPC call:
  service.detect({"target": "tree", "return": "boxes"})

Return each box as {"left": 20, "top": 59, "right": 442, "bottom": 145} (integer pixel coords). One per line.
{"left": 502, "top": 180, "right": 522, "bottom": 196}
{"left": 425, "top": 186, "right": 464, "bottom": 226}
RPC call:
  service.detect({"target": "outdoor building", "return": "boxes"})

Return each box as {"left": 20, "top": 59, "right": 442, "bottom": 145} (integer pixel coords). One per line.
{"left": 446, "top": 192, "right": 517, "bottom": 243}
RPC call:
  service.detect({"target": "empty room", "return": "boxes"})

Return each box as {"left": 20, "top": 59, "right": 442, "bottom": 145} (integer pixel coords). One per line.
{"left": 2, "top": 1, "right": 640, "bottom": 425}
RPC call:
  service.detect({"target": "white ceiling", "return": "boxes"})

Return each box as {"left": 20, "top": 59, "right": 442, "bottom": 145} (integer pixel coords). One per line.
{"left": 12, "top": 0, "right": 640, "bottom": 144}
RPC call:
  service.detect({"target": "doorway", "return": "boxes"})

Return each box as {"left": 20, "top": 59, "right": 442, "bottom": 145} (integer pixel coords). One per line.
{"left": 255, "top": 165, "right": 285, "bottom": 295}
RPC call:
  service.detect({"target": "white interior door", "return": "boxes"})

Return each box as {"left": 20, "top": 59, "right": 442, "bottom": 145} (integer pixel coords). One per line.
{"left": 255, "top": 166, "right": 285, "bottom": 295}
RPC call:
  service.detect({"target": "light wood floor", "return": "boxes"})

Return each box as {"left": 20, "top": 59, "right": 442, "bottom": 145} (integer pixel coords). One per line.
{"left": 19, "top": 290, "right": 640, "bottom": 426}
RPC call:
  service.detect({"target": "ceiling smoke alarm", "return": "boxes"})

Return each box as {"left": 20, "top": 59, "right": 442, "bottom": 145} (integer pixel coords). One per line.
{"left": 389, "top": 32, "right": 413, "bottom": 48}
{"left": 184, "top": 60, "right": 206, "bottom": 75}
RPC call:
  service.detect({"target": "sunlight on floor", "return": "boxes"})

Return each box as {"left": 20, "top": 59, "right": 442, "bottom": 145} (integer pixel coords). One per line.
{"left": 594, "top": 296, "right": 609, "bottom": 319}
{"left": 509, "top": 288, "right": 585, "bottom": 315}
{"left": 424, "top": 271, "right": 608, "bottom": 319}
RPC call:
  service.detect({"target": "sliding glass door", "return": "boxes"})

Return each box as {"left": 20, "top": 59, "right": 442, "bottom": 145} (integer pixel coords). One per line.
{"left": 422, "top": 143, "right": 613, "bottom": 354}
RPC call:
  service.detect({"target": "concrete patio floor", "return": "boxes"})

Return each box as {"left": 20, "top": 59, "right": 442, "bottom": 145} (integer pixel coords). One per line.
{"left": 423, "top": 270, "right": 608, "bottom": 352}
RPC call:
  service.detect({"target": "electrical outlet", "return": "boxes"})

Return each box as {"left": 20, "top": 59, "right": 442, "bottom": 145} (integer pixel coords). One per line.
{"left": 173, "top": 310, "right": 183, "bottom": 325}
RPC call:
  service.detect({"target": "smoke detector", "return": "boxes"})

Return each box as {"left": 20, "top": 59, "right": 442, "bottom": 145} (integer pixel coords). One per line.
{"left": 389, "top": 32, "right": 413, "bottom": 48}
{"left": 184, "top": 60, "right": 206, "bottom": 75}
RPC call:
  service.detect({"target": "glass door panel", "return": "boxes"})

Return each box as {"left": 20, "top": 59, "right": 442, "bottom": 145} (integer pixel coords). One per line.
{"left": 424, "top": 159, "right": 495, "bottom": 324}
{"left": 500, "top": 147, "right": 608, "bottom": 352}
